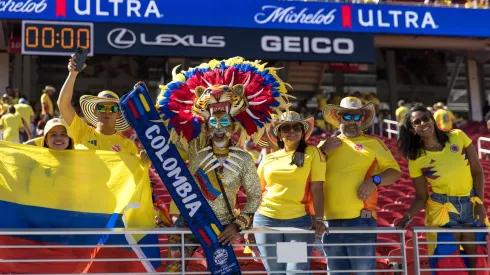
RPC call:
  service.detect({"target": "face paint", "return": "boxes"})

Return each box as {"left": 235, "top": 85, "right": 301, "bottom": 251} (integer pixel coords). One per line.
{"left": 207, "top": 112, "right": 233, "bottom": 149}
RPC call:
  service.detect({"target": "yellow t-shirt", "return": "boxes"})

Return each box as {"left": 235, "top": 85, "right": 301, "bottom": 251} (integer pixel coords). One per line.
{"left": 409, "top": 130, "right": 473, "bottom": 197}
{"left": 395, "top": 106, "right": 409, "bottom": 125}
{"left": 319, "top": 135, "right": 400, "bottom": 220}
{"left": 14, "top": 103, "right": 34, "bottom": 125}
{"left": 434, "top": 109, "right": 453, "bottom": 131}
{"left": 40, "top": 93, "right": 53, "bottom": 116}
{"left": 0, "top": 113, "right": 23, "bottom": 141}
{"left": 257, "top": 146, "right": 326, "bottom": 219}
{"left": 68, "top": 114, "right": 138, "bottom": 154}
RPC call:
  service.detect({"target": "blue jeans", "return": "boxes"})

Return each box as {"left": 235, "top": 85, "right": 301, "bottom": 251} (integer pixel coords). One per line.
{"left": 431, "top": 192, "right": 474, "bottom": 227}
{"left": 323, "top": 217, "right": 377, "bottom": 275}
{"left": 253, "top": 213, "right": 314, "bottom": 275}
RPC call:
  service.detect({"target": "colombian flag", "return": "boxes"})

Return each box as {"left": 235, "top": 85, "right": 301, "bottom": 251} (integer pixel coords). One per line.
{"left": 0, "top": 141, "right": 162, "bottom": 273}
{"left": 425, "top": 199, "right": 489, "bottom": 275}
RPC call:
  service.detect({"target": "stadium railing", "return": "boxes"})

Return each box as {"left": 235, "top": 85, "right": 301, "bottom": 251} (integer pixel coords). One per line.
{"left": 410, "top": 227, "right": 490, "bottom": 275}
{"left": 478, "top": 137, "right": 490, "bottom": 159}
{"left": 383, "top": 119, "right": 400, "bottom": 139}
{"left": 0, "top": 227, "right": 407, "bottom": 274}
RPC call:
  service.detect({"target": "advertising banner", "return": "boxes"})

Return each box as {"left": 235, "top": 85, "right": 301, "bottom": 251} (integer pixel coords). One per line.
{"left": 1, "top": 0, "right": 490, "bottom": 37}
{"left": 95, "top": 23, "right": 375, "bottom": 62}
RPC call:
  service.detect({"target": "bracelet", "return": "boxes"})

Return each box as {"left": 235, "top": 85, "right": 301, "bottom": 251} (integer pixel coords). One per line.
{"left": 314, "top": 216, "right": 325, "bottom": 221}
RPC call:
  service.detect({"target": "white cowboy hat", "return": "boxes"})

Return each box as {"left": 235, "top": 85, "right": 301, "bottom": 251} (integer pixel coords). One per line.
{"left": 322, "top": 97, "right": 376, "bottom": 130}
{"left": 79, "top": 90, "right": 131, "bottom": 132}
{"left": 266, "top": 111, "right": 314, "bottom": 145}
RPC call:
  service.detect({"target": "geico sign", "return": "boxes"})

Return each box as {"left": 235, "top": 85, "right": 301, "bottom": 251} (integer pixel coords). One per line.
{"left": 261, "top": 36, "right": 354, "bottom": 54}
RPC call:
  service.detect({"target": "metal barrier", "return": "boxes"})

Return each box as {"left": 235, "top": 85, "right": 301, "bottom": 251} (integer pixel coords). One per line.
{"left": 0, "top": 227, "right": 408, "bottom": 274}
{"left": 478, "top": 137, "right": 490, "bottom": 159}
{"left": 384, "top": 119, "right": 399, "bottom": 139}
{"left": 410, "top": 227, "right": 490, "bottom": 275}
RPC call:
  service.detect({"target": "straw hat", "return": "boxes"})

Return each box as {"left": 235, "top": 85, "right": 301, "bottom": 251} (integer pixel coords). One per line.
{"left": 41, "top": 118, "right": 73, "bottom": 147}
{"left": 79, "top": 90, "right": 130, "bottom": 132}
{"left": 266, "top": 111, "right": 314, "bottom": 144}
{"left": 322, "top": 97, "right": 376, "bottom": 131}
{"left": 42, "top": 86, "right": 56, "bottom": 93}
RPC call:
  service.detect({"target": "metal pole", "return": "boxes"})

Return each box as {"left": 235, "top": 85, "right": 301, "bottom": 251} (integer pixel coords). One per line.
{"left": 412, "top": 231, "right": 421, "bottom": 275}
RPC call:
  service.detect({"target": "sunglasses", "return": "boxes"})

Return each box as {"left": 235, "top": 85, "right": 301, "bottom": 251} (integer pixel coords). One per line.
{"left": 208, "top": 116, "right": 231, "bottom": 128}
{"left": 280, "top": 124, "right": 303, "bottom": 133}
{"left": 342, "top": 113, "right": 362, "bottom": 122}
{"left": 96, "top": 104, "right": 120, "bottom": 113}
{"left": 411, "top": 115, "right": 431, "bottom": 126}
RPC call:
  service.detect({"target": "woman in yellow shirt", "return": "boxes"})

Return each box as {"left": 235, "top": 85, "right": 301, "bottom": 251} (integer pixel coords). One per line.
{"left": 396, "top": 104, "right": 486, "bottom": 274}
{"left": 254, "top": 111, "right": 327, "bottom": 274}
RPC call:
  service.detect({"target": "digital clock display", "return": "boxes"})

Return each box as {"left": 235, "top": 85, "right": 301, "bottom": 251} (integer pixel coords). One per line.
{"left": 22, "top": 20, "right": 94, "bottom": 56}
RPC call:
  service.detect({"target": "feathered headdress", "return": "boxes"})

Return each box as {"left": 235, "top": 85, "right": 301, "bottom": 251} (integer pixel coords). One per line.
{"left": 156, "top": 57, "right": 290, "bottom": 149}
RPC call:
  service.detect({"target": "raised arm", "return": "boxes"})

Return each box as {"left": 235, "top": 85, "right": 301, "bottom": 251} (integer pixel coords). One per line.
{"left": 57, "top": 56, "right": 86, "bottom": 126}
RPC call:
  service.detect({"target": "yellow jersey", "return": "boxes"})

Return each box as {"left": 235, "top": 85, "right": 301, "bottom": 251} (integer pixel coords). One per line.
{"left": 395, "top": 106, "right": 409, "bottom": 125}
{"left": 40, "top": 93, "right": 54, "bottom": 116}
{"left": 14, "top": 103, "right": 34, "bottom": 125}
{"left": 409, "top": 130, "right": 473, "bottom": 197}
{"left": 257, "top": 146, "right": 326, "bottom": 219}
{"left": 68, "top": 114, "right": 138, "bottom": 154}
{"left": 434, "top": 109, "right": 454, "bottom": 131}
{"left": 319, "top": 135, "right": 400, "bottom": 220}
{"left": 0, "top": 113, "right": 24, "bottom": 141}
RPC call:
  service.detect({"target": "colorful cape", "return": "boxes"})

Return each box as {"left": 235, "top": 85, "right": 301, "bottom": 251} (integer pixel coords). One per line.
{"left": 0, "top": 142, "right": 161, "bottom": 274}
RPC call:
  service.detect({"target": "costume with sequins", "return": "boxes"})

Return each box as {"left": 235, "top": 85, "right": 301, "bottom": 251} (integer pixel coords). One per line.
{"left": 154, "top": 57, "right": 290, "bottom": 272}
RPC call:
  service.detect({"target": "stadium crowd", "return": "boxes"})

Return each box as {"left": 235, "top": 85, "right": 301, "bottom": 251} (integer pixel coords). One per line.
{"left": 0, "top": 56, "right": 489, "bottom": 275}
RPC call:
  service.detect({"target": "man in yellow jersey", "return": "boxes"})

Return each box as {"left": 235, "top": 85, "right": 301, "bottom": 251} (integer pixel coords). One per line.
{"left": 395, "top": 100, "right": 408, "bottom": 126}
{"left": 57, "top": 56, "right": 139, "bottom": 155}
{"left": 433, "top": 102, "right": 455, "bottom": 131}
{"left": 15, "top": 98, "right": 34, "bottom": 143}
{"left": 319, "top": 97, "right": 401, "bottom": 274}
{"left": 41, "top": 86, "right": 56, "bottom": 117}
{"left": 0, "top": 105, "right": 32, "bottom": 143}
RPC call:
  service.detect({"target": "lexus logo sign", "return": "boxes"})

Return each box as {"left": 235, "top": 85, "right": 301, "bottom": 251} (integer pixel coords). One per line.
{"left": 106, "top": 27, "right": 226, "bottom": 49}
{"left": 107, "top": 28, "right": 136, "bottom": 49}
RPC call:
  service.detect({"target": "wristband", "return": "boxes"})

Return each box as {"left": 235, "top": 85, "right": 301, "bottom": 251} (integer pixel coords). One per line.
{"left": 314, "top": 216, "right": 325, "bottom": 222}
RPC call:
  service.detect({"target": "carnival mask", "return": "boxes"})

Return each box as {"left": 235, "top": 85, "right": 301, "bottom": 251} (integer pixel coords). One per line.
{"left": 207, "top": 112, "right": 233, "bottom": 148}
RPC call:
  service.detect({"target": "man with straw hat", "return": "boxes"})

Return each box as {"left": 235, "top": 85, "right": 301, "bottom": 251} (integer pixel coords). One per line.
{"left": 56, "top": 56, "right": 138, "bottom": 154}
{"left": 41, "top": 85, "right": 56, "bottom": 117}
{"left": 318, "top": 97, "right": 401, "bottom": 274}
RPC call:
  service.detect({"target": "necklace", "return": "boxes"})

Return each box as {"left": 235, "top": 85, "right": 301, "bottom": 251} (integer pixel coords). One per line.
{"left": 424, "top": 142, "right": 443, "bottom": 150}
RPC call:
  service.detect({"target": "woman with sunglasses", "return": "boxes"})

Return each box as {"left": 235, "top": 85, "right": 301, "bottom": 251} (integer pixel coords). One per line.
{"left": 396, "top": 104, "right": 487, "bottom": 274}
{"left": 253, "top": 111, "right": 327, "bottom": 275}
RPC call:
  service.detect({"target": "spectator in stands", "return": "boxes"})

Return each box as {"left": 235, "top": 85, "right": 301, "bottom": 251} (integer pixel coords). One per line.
{"left": 0, "top": 105, "right": 31, "bottom": 143}
{"left": 25, "top": 118, "right": 74, "bottom": 150}
{"left": 41, "top": 86, "right": 56, "bottom": 117}
{"left": 396, "top": 104, "right": 486, "bottom": 274}
{"left": 253, "top": 111, "right": 327, "bottom": 274}
{"left": 57, "top": 57, "right": 138, "bottom": 154}
{"left": 395, "top": 100, "right": 409, "bottom": 126}
{"left": 15, "top": 98, "right": 34, "bottom": 143}
{"left": 433, "top": 102, "right": 455, "bottom": 131}
{"left": 12, "top": 89, "right": 21, "bottom": 105}
{"left": 320, "top": 97, "right": 401, "bottom": 274}
{"left": 1, "top": 94, "right": 11, "bottom": 115}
